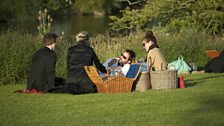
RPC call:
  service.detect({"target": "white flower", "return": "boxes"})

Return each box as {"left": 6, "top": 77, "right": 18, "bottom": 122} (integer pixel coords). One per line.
{"left": 38, "top": 16, "right": 41, "bottom": 21}
{"left": 44, "top": 8, "right": 47, "bottom": 13}
{"left": 61, "top": 31, "right": 65, "bottom": 35}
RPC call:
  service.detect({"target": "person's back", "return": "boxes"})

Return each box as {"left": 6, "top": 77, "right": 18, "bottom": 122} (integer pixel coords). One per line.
{"left": 27, "top": 33, "right": 57, "bottom": 92}
{"left": 204, "top": 50, "right": 224, "bottom": 73}
{"left": 66, "top": 42, "right": 105, "bottom": 84}
{"left": 147, "top": 48, "right": 167, "bottom": 71}
{"left": 66, "top": 31, "right": 106, "bottom": 94}
{"left": 67, "top": 43, "right": 94, "bottom": 73}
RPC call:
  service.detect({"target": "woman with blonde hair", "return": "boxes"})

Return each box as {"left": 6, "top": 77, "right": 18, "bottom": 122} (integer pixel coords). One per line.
{"left": 65, "top": 31, "right": 106, "bottom": 94}
{"left": 49, "top": 31, "right": 106, "bottom": 94}
{"left": 142, "top": 30, "right": 167, "bottom": 71}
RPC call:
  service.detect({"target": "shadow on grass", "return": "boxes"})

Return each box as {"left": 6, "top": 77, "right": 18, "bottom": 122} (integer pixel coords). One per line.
{"left": 185, "top": 75, "right": 224, "bottom": 87}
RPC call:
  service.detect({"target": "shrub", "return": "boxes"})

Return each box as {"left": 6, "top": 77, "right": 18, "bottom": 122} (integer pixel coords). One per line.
{"left": 154, "top": 28, "right": 224, "bottom": 66}
{"left": 91, "top": 32, "right": 146, "bottom": 62}
{"left": 0, "top": 30, "right": 41, "bottom": 85}
{"left": 54, "top": 33, "right": 73, "bottom": 78}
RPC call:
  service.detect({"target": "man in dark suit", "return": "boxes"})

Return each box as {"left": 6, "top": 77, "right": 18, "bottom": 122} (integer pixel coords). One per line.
{"left": 27, "top": 33, "right": 58, "bottom": 92}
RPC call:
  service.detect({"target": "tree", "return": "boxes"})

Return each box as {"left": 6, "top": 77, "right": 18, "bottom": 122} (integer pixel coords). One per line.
{"left": 0, "top": 0, "right": 37, "bottom": 21}
{"left": 0, "top": 0, "right": 74, "bottom": 22}
{"left": 40, "top": 0, "right": 74, "bottom": 12}
{"left": 109, "top": 0, "right": 224, "bottom": 35}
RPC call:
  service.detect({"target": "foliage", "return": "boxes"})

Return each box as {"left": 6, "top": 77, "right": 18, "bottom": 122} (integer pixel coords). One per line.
{"left": 37, "top": 9, "right": 54, "bottom": 38}
{"left": 153, "top": 27, "right": 224, "bottom": 66}
{"left": 40, "top": 0, "right": 74, "bottom": 12}
{"left": 1, "top": 73, "right": 224, "bottom": 125}
{"left": 110, "top": 7, "right": 143, "bottom": 33}
{"left": 0, "top": 30, "right": 41, "bottom": 85}
{"left": 0, "top": 0, "right": 37, "bottom": 21}
{"left": 72, "top": 0, "right": 114, "bottom": 15}
{"left": 0, "top": 0, "right": 73, "bottom": 22}
{"left": 0, "top": 29, "right": 223, "bottom": 84}
{"left": 90, "top": 32, "right": 145, "bottom": 61}
{"left": 54, "top": 32, "right": 73, "bottom": 78}
{"left": 0, "top": 30, "right": 70, "bottom": 85}
{"left": 0, "top": 0, "right": 119, "bottom": 25}
{"left": 41, "top": 0, "right": 116, "bottom": 15}
{"left": 109, "top": 0, "right": 224, "bottom": 35}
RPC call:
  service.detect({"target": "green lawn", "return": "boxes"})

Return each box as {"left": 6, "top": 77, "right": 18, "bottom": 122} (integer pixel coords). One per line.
{"left": 0, "top": 73, "right": 224, "bottom": 126}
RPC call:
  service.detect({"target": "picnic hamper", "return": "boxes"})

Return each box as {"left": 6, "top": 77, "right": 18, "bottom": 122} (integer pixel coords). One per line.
{"left": 150, "top": 69, "right": 177, "bottom": 89}
{"left": 84, "top": 64, "right": 141, "bottom": 93}
{"left": 135, "top": 71, "right": 151, "bottom": 91}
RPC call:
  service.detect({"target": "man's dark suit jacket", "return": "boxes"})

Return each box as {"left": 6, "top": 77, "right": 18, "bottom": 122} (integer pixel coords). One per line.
{"left": 65, "top": 41, "right": 106, "bottom": 94}
{"left": 27, "top": 47, "right": 56, "bottom": 92}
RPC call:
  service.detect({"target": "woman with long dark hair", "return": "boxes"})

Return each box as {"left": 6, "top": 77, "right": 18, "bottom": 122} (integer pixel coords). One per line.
{"left": 142, "top": 30, "right": 167, "bottom": 71}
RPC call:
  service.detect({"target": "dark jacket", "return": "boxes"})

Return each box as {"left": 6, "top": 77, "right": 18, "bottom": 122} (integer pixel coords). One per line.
{"left": 66, "top": 41, "right": 106, "bottom": 93}
{"left": 27, "top": 47, "right": 56, "bottom": 92}
{"left": 205, "top": 50, "right": 224, "bottom": 73}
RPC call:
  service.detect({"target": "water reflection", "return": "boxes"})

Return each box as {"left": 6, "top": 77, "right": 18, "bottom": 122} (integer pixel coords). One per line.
{"left": 53, "top": 14, "right": 109, "bottom": 36}
{"left": 0, "top": 14, "right": 109, "bottom": 36}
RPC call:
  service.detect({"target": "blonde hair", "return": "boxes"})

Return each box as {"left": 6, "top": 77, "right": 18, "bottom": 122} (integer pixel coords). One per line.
{"left": 75, "top": 31, "right": 89, "bottom": 42}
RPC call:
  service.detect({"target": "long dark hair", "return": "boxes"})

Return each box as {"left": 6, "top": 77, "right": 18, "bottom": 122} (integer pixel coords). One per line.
{"left": 143, "top": 30, "right": 159, "bottom": 48}
{"left": 125, "top": 49, "right": 135, "bottom": 62}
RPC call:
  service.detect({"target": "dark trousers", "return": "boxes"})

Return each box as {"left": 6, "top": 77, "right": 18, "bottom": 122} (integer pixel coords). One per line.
{"left": 48, "top": 83, "right": 96, "bottom": 95}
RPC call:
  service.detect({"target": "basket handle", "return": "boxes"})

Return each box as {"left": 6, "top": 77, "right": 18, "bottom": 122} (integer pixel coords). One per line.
{"left": 161, "top": 63, "right": 166, "bottom": 71}
{"left": 168, "top": 64, "right": 176, "bottom": 70}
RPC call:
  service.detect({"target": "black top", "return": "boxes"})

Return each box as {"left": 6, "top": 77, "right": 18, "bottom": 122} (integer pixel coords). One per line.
{"left": 205, "top": 50, "right": 224, "bottom": 73}
{"left": 66, "top": 42, "right": 106, "bottom": 93}
{"left": 27, "top": 47, "right": 56, "bottom": 92}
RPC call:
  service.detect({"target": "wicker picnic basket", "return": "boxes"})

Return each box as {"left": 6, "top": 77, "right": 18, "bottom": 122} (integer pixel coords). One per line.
{"left": 150, "top": 70, "right": 178, "bottom": 89}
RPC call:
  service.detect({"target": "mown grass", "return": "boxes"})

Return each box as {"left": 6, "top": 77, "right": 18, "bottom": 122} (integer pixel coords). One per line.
{"left": 0, "top": 73, "right": 223, "bottom": 126}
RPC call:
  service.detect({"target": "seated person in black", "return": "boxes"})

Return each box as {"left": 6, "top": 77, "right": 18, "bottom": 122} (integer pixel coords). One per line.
{"left": 204, "top": 50, "right": 224, "bottom": 73}
{"left": 27, "top": 33, "right": 58, "bottom": 92}
{"left": 50, "top": 31, "right": 106, "bottom": 94}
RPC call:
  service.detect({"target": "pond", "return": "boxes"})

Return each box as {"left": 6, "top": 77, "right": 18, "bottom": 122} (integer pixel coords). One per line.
{"left": 53, "top": 14, "right": 110, "bottom": 36}
{"left": 0, "top": 14, "right": 110, "bottom": 36}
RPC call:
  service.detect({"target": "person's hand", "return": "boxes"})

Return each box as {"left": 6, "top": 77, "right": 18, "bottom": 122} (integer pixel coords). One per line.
{"left": 108, "top": 58, "right": 118, "bottom": 67}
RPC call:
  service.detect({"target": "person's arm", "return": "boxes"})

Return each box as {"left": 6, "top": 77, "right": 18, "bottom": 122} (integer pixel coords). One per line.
{"left": 147, "top": 56, "right": 153, "bottom": 70}
{"left": 47, "top": 53, "right": 56, "bottom": 90}
{"left": 92, "top": 50, "right": 107, "bottom": 73}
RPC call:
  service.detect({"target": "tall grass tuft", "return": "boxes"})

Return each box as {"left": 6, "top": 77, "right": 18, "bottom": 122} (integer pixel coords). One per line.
{"left": 91, "top": 32, "right": 146, "bottom": 62}
{"left": 37, "top": 8, "right": 53, "bottom": 38}
{"left": 54, "top": 32, "right": 73, "bottom": 78}
{"left": 0, "top": 30, "right": 41, "bottom": 85}
{"left": 155, "top": 28, "right": 224, "bottom": 66}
